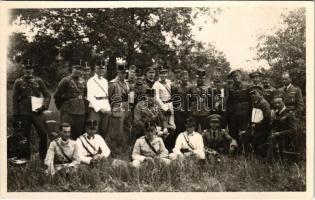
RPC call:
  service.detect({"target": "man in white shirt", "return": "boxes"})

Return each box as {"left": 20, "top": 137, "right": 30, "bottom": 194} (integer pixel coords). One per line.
{"left": 152, "top": 65, "right": 175, "bottom": 130}
{"left": 170, "top": 117, "right": 205, "bottom": 161}
{"left": 87, "top": 61, "right": 111, "bottom": 138}
{"left": 44, "top": 123, "right": 80, "bottom": 175}
{"left": 76, "top": 120, "right": 111, "bottom": 166}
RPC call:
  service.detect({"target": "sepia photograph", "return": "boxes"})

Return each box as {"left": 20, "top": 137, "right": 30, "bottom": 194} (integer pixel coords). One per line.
{"left": 1, "top": 1, "right": 314, "bottom": 198}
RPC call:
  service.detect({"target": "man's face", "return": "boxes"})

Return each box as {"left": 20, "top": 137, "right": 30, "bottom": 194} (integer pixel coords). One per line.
{"left": 145, "top": 128, "right": 156, "bottom": 140}
{"left": 175, "top": 71, "right": 182, "bottom": 80}
{"left": 250, "top": 90, "right": 260, "bottom": 102}
{"left": 23, "top": 68, "right": 34, "bottom": 77}
{"left": 213, "top": 70, "right": 221, "bottom": 80}
{"left": 210, "top": 121, "right": 220, "bottom": 130}
{"left": 274, "top": 98, "right": 284, "bottom": 110}
{"left": 232, "top": 73, "right": 241, "bottom": 83}
{"left": 146, "top": 71, "right": 156, "bottom": 80}
{"left": 197, "top": 76, "right": 205, "bottom": 85}
{"left": 87, "top": 126, "right": 96, "bottom": 136}
{"left": 128, "top": 70, "right": 136, "bottom": 81}
{"left": 282, "top": 75, "right": 291, "bottom": 86}
{"left": 252, "top": 76, "right": 261, "bottom": 85}
{"left": 136, "top": 75, "right": 144, "bottom": 85}
{"left": 72, "top": 68, "right": 82, "bottom": 78}
{"left": 61, "top": 126, "right": 71, "bottom": 141}
{"left": 262, "top": 78, "right": 269, "bottom": 87}
{"left": 159, "top": 71, "right": 168, "bottom": 81}
{"left": 182, "top": 73, "right": 189, "bottom": 83}
{"left": 96, "top": 67, "right": 106, "bottom": 77}
{"left": 117, "top": 71, "right": 127, "bottom": 80}
{"left": 186, "top": 126, "right": 195, "bottom": 134}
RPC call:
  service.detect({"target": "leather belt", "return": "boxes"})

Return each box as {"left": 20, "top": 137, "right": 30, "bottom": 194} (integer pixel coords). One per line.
{"left": 95, "top": 96, "right": 108, "bottom": 100}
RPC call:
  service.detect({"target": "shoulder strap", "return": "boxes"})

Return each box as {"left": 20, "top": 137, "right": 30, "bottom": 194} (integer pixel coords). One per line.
{"left": 79, "top": 137, "right": 94, "bottom": 157}
{"left": 55, "top": 140, "right": 72, "bottom": 162}
{"left": 160, "top": 82, "right": 171, "bottom": 96}
{"left": 93, "top": 78, "right": 108, "bottom": 96}
{"left": 83, "top": 135, "right": 97, "bottom": 151}
{"left": 144, "top": 137, "right": 158, "bottom": 155}
{"left": 183, "top": 132, "right": 195, "bottom": 150}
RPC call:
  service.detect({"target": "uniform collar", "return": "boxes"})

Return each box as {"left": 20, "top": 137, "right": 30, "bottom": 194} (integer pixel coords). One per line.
{"left": 59, "top": 138, "right": 69, "bottom": 145}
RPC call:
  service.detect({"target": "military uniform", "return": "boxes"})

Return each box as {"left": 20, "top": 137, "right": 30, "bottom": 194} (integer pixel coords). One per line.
{"left": 54, "top": 75, "right": 86, "bottom": 139}
{"left": 262, "top": 85, "right": 277, "bottom": 107}
{"left": 44, "top": 137, "right": 80, "bottom": 175}
{"left": 268, "top": 106, "right": 297, "bottom": 159}
{"left": 278, "top": 84, "right": 304, "bottom": 115}
{"left": 107, "top": 66, "right": 130, "bottom": 157}
{"left": 131, "top": 135, "right": 170, "bottom": 168}
{"left": 13, "top": 73, "right": 51, "bottom": 160}
{"left": 203, "top": 129, "right": 237, "bottom": 154}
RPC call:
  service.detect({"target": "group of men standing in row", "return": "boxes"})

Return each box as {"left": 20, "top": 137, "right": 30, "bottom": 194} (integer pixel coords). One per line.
{"left": 11, "top": 59, "right": 304, "bottom": 173}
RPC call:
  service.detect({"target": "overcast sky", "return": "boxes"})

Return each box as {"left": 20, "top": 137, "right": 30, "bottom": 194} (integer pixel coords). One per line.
{"left": 192, "top": 7, "right": 290, "bottom": 71}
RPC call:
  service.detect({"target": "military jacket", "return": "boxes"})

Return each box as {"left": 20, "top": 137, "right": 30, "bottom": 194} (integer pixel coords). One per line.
{"left": 108, "top": 77, "right": 130, "bottom": 114}
{"left": 188, "top": 83, "right": 210, "bottom": 116}
{"left": 202, "top": 129, "right": 233, "bottom": 153}
{"left": 13, "top": 75, "right": 51, "bottom": 115}
{"left": 227, "top": 82, "right": 250, "bottom": 115}
{"left": 278, "top": 84, "right": 304, "bottom": 113}
{"left": 272, "top": 106, "right": 297, "bottom": 137}
{"left": 208, "top": 80, "right": 228, "bottom": 112}
{"left": 262, "top": 85, "right": 277, "bottom": 106}
{"left": 171, "top": 80, "right": 191, "bottom": 112}
{"left": 54, "top": 75, "right": 86, "bottom": 115}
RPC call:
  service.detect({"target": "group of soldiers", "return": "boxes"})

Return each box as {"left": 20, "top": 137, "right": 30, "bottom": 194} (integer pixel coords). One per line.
{"left": 10, "top": 59, "right": 304, "bottom": 175}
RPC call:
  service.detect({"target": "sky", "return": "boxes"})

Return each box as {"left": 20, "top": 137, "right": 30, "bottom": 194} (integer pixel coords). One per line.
{"left": 192, "top": 7, "right": 290, "bottom": 71}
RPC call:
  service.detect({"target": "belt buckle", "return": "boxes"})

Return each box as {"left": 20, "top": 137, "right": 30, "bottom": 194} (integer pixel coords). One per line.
{"left": 78, "top": 95, "right": 83, "bottom": 99}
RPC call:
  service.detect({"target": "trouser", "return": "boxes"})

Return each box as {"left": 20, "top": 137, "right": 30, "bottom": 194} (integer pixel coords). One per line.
{"left": 15, "top": 113, "right": 49, "bottom": 161}
{"left": 174, "top": 111, "right": 188, "bottom": 134}
{"left": 60, "top": 112, "right": 85, "bottom": 140}
{"left": 162, "top": 102, "right": 176, "bottom": 130}
{"left": 240, "top": 132, "right": 269, "bottom": 157}
{"left": 227, "top": 113, "right": 249, "bottom": 143}
{"left": 192, "top": 115, "right": 209, "bottom": 132}
{"left": 88, "top": 108, "right": 110, "bottom": 138}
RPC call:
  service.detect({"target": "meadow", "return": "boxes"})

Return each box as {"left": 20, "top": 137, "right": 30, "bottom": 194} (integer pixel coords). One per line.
{"left": 6, "top": 89, "right": 306, "bottom": 192}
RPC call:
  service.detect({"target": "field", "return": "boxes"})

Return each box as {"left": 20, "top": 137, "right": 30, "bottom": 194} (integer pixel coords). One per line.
{"left": 6, "top": 89, "right": 306, "bottom": 192}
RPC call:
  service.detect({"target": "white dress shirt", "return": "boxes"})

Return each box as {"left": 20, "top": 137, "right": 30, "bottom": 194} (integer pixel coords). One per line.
{"left": 76, "top": 133, "right": 111, "bottom": 164}
{"left": 153, "top": 79, "right": 172, "bottom": 111}
{"left": 172, "top": 131, "right": 205, "bottom": 159}
{"left": 87, "top": 74, "right": 111, "bottom": 112}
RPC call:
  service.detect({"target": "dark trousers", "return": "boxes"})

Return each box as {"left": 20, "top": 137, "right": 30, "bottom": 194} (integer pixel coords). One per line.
{"left": 227, "top": 114, "right": 249, "bottom": 143}
{"left": 193, "top": 115, "right": 209, "bottom": 132}
{"left": 60, "top": 112, "right": 85, "bottom": 140}
{"left": 174, "top": 111, "right": 188, "bottom": 134}
{"left": 88, "top": 108, "right": 110, "bottom": 138}
{"left": 16, "top": 113, "right": 49, "bottom": 161}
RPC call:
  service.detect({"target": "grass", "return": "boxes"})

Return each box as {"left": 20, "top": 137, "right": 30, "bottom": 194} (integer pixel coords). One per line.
{"left": 6, "top": 89, "right": 307, "bottom": 192}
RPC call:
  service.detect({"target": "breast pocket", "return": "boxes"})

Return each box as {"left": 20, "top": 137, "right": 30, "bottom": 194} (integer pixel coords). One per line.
{"left": 288, "top": 92, "right": 296, "bottom": 103}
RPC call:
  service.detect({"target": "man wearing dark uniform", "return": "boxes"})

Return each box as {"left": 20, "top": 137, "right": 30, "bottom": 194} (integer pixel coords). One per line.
{"left": 261, "top": 74, "right": 277, "bottom": 108}
{"left": 226, "top": 69, "right": 250, "bottom": 143}
{"left": 188, "top": 69, "right": 210, "bottom": 132}
{"left": 107, "top": 63, "right": 130, "bottom": 158}
{"left": 241, "top": 86, "right": 271, "bottom": 157}
{"left": 208, "top": 67, "right": 228, "bottom": 128}
{"left": 54, "top": 63, "right": 86, "bottom": 140}
{"left": 12, "top": 60, "right": 51, "bottom": 161}
{"left": 134, "top": 68, "right": 150, "bottom": 106}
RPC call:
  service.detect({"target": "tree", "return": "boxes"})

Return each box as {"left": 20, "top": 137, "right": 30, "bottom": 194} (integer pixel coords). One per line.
{"left": 256, "top": 8, "right": 306, "bottom": 93}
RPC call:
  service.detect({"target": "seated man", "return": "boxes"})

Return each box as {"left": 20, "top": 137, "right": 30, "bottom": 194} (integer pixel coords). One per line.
{"left": 76, "top": 119, "right": 111, "bottom": 166}
{"left": 131, "top": 122, "right": 170, "bottom": 168}
{"left": 44, "top": 123, "right": 80, "bottom": 175}
{"left": 202, "top": 114, "right": 237, "bottom": 161}
{"left": 268, "top": 95, "right": 297, "bottom": 160}
{"left": 170, "top": 117, "right": 205, "bottom": 161}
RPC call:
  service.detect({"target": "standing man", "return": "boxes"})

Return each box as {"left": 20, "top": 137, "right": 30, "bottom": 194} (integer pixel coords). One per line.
{"left": 226, "top": 69, "right": 250, "bottom": 143}
{"left": 261, "top": 74, "right": 277, "bottom": 108}
{"left": 44, "top": 123, "right": 80, "bottom": 176}
{"left": 87, "top": 61, "right": 111, "bottom": 138}
{"left": 241, "top": 86, "right": 271, "bottom": 157}
{"left": 268, "top": 95, "right": 297, "bottom": 160}
{"left": 208, "top": 67, "right": 228, "bottom": 128}
{"left": 144, "top": 66, "right": 157, "bottom": 89}
{"left": 107, "top": 63, "right": 130, "bottom": 157}
{"left": 134, "top": 68, "right": 149, "bottom": 106}
{"left": 153, "top": 65, "right": 176, "bottom": 130}
{"left": 249, "top": 71, "right": 263, "bottom": 87}
{"left": 54, "top": 62, "right": 86, "bottom": 140}
{"left": 188, "top": 69, "right": 210, "bottom": 132}
{"left": 278, "top": 72, "right": 304, "bottom": 116}
{"left": 12, "top": 60, "right": 51, "bottom": 161}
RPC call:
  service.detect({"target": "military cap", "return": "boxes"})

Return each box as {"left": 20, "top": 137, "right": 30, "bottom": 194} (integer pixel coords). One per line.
{"left": 229, "top": 69, "right": 242, "bottom": 77}
{"left": 196, "top": 69, "right": 206, "bottom": 77}
{"left": 185, "top": 117, "right": 195, "bottom": 128}
{"left": 23, "top": 59, "right": 33, "bottom": 70}
{"left": 249, "top": 71, "right": 262, "bottom": 78}
{"left": 159, "top": 65, "right": 168, "bottom": 73}
{"left": 173, "top": 66, "right": 184, "bottom": 73}
{"left": 249, "top": 85, "right": 263, "bottom": 94}
{"left": 12, "top": 120, "right": 24, "bottom": 130}
{"left": 208, "top": 114, "right": 222, "bottom": 123}
{"left": 117, "top": 63, "right": 127, "bottom": 72}
{"left": 146, "top": 88, "right": 155, "bottom": 98}
{"left": 145, "top": 66, "right": 156, "bottom": 73}
{"left": 86, "top": 119, "right": 97, "bottom": 128}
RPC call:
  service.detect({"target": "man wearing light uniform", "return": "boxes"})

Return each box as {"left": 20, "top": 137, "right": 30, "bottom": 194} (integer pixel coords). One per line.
{"left": 76, "top": 120, "right": 111, "bottom": 166}
{"left": 170, "top": 117, "right": 205, "bottom": 161}
{"left": 87, "top": 61, "right": 111, "bottom": 138}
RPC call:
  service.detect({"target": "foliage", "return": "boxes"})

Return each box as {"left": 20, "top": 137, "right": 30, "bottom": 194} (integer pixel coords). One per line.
{"left": 256, "top": 8, "right": 306, "bottom": 93}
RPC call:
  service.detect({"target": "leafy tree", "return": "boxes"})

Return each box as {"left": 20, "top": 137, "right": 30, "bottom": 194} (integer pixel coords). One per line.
{"left": 256, "top": 8, "right": 306, "bottom": 93}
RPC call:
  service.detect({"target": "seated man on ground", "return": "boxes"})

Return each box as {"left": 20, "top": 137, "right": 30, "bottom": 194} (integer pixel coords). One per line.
{"left": 131, "top": 121, "right": 170, "bottom": 168}
{"left": 44, "top": 123, "right": 80, "bottom": 175}
{"left": 76, "top": 119, "right": 111, "bottom": 166}
{"left": 202, "top": 114, "right": 238, "bottom": 162}
{"left": 170, "top": 117, "right": 205, "bottom": 161}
